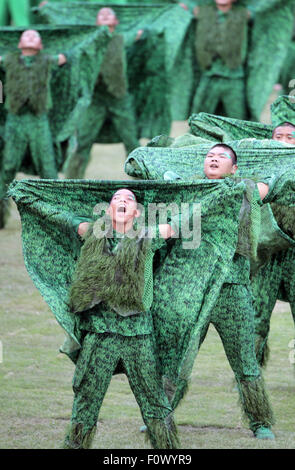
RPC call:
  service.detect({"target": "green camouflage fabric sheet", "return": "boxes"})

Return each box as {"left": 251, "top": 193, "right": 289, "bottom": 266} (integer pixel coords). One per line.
{"left": 185, "top": 95, "right": 295, "bottom": 142}
{"left": 9, "top": 177, "right": 248, "bottom": 375}
{"left": 126, "top": 94, "right": 295, "bottom": 373}
{"left": 124, "top": 94, "right": 295, "bottom": 181}
{"left": 34, "top": 1, "right": 294, "bottom": 121}
{"left": 278, "top": 15, "right": 295, "bottom": 95}
{"left": 125, "top": 136, "right": 295, "bottom": 182}
{"left": 34, "top": 2, "right": 186, "bottom": 138}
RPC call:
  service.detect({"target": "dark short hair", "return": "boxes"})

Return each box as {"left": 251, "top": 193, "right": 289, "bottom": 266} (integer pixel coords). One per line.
{"left": 272, "top": 122, "right": 295, "bottom": 137}
{"left": 208, "top": 144, "right": 237, "bottom": 165}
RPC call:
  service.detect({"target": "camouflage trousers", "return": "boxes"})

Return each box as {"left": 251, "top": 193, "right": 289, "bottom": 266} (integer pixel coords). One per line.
{"left": 252, "top": 248, "right": 295, "bottom": 367}
{"left": 0, "top": 0, "right": 30, "bottom": 26}
{"left": 159, "top": 284, "right": 274, "bottom": 432}
{"left": 2, "top": 112, "right": 58, "bottom": 190}
{"left": 192, "top": 75, "right": 247, "bottom": 120}
{"left": 64, "top": 331, "right": 179, "bottom": 449}
{"left": 64, "top": 89, "right": 139, "bottom": 178}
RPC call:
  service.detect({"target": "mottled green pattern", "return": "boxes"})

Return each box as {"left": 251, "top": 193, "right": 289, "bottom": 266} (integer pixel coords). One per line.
{"left": 73, "top": 234, "right": 165, "bottom": 336}
{"left": 125, "top": 94, "right": 295, "bottom": 181}
{"left": 279, "top": 40, "right": 295, "bottom": 95}
{"left": 1, "top": 113, "right": 57, "bottom": 198}
{"left": 35, "top": 3, "right": 175, "bottom": 138}
{"left": 68, "top": 332, "right": 177, "bottom": 449}
{"left": 0, "top": 0, "right": 30, "bottom": 26}
{"left": 130, "top": 94, "right": 295, "bottom": 375}
{"left": 252, "top": 248, "right": 295, "bottom": 366}
{"left": 0, "top": 25, "right": 110, "bottom": 178}
{"left": 125, "top": 137, "right": 295, "bottom": 181}
{"left": 10, "top": 176, "right": 281, "bottom": 434}
{"left": 9, "top": 178, "right": 247, "bottom": 365}
{"left": 64, "top": 83, "right": 139, "bottom": 178}
{"left": 191, "top": 75, "right": 247, "bottom": 119}
{"left": 34, "top": 1, "right": 294, "bottom": 121}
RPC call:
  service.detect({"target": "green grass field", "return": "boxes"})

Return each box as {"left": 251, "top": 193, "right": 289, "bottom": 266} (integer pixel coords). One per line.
{"left": 1, "top": 104, "right": 295, "bottom": 450}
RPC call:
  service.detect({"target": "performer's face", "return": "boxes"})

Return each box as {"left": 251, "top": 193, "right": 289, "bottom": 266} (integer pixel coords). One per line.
{"left": 215, "top": 0, "right": 235, "bottom": 9}
{"left": 96, "top": 8, "right": 119, "bottom": 28}
{"left": 18, "top": 30, "right": 43, "bottom": 51}
{"left": 107, "top": 189, "right": 140, "bottom": 226}
{"left": 272, "top": 126, "right": 295, "bottom": 146}
{"left": 204, "top": 146, "right": 237, "bottom": 179}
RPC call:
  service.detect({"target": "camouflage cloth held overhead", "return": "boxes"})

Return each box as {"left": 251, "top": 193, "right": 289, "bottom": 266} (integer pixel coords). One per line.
{"left": 9, "top": 177, "right": 249, "bottom": 369}
{"left": 0, "top": 25, "right": 110, "bottom": 178}
{"left": 186, "top": 95, "right": 295, "bottom": 142}
{"left": 125, "top": 137, "right": 295, "bottom": 182}
{"left": 11, "top": 176, "right": 293, "bottom": 432}
{"left": 62, "top": 32, "right": 140, "bottom": 179}
{"left": 34, "top": 0, "right": 294, "bottom": 121}
{"left": 124, "top": 94, "right": 295, "bottom": 181}
{"left": 34, "top": 2, "right": 186, "bottom": 138}
{"left": 126, "top": 94, "right": 295, "bottom": 375}
{"left": 191, "top": 0, "right": 294, "bottom": 121}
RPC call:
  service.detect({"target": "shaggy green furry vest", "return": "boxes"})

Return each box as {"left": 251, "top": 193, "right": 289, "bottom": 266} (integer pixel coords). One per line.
{"left": 195, "top": 6, "right": 248, "bottom": 70}
{"left": 98, "top": 34, "right": 127, "bottom": 99}
{"left": 68, "top": 224, "right": 154, "bottom": 316}
{"left": 4, "top": 51, "right": 53, "bottom": 115}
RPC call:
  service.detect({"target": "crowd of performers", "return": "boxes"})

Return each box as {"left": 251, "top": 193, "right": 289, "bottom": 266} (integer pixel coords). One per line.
{"left": 2, "top": 0, "right": 295, "bottom": 449}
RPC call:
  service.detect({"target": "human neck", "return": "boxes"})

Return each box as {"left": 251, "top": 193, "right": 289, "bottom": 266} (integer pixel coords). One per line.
{"left": 112, "top": 219, "right": 134, "bottom": 234}
{"left": 108, "top": 25, "right": 116, "bottom": 33}
{"left": 216, "top": 4, "right": 232, "bottom": 13}
{"left": 20, "top": 48, "right": 39, "bottom": 57}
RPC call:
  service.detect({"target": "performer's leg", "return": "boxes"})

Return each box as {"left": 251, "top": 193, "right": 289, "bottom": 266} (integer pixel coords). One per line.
{"left": 64, "top": 100, "right": 107, "bottom": 178}
{"left": 8, "top": 0, "right": 30, "bottom": 26}
{"left": 212, "top": 284, "right": 275, "bottom": 437}
{"left": 251, "top": 254, "right": 282, "bottom": 367}
{"left": 170, "top": 321, "right": 209, "bottom": 411}
{"left": 2, "top": 113, "right": 28, "bottom": 189}
{"left": 122, "top": 334, "right": 179, "bottom": 449}
{"left": 221, "top": 78, "right": 247, "bottom": 120}
{"left": 0, "top": 0, "right": 8, "bottom": 26}
{"left": 29, "top": 114, "right": 58, "bottom": 179}
{"left": 281, "top": 248, "right": 295, "bottom": 368}
{"left": 108, "top": 93, "right": 140, "bottom": 155}
{"left": 64, "top": 332, "right": 120, "bottom": 449}
{"left": 191, "top": 75, "right": 222, "bottom": 115}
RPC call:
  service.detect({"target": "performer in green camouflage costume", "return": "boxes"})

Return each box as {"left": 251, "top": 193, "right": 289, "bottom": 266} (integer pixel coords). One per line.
{"left": 61, "top": 188, "right": 180, "bottom": 449}
{"left": 0, "top": 25, "right": 111, "bottom": 229}
{"left": 65, "top": 7, "right": 139, "bottom": 179}
{"left": 9, "top": 176, "right": 269, "bottom": 447}
{"left": 162, "top": 96, "right": 295, "bottom": 371}
{"left": 149, "top": 144, "right": 275, "bottom": 439}
{"left": 36, "top": 1, "right": 294, "bottom": 122}
{"left": 192, "top": 0, "right": 251, "bottom": 119}
{"left": 0, "top": 30, "right": 67, "bottom": 198}
{"left": 252, "top": 121, "right": 295, "bottom": 367}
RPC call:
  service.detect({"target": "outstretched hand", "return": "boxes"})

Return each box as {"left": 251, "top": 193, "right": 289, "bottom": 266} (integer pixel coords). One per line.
{"left": 58, "top": 54, "right": 67, "bottom": 66}
{"left": 78, "top": 222, "right": 90, "bottom": 237}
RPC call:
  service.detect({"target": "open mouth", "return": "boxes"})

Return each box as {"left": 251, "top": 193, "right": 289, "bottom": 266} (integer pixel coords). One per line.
{"left": 117, "top": 206, "right": 126, "bottom": 213}
{"left": 209, "top": 164, "right": 219, "bottom": 169}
